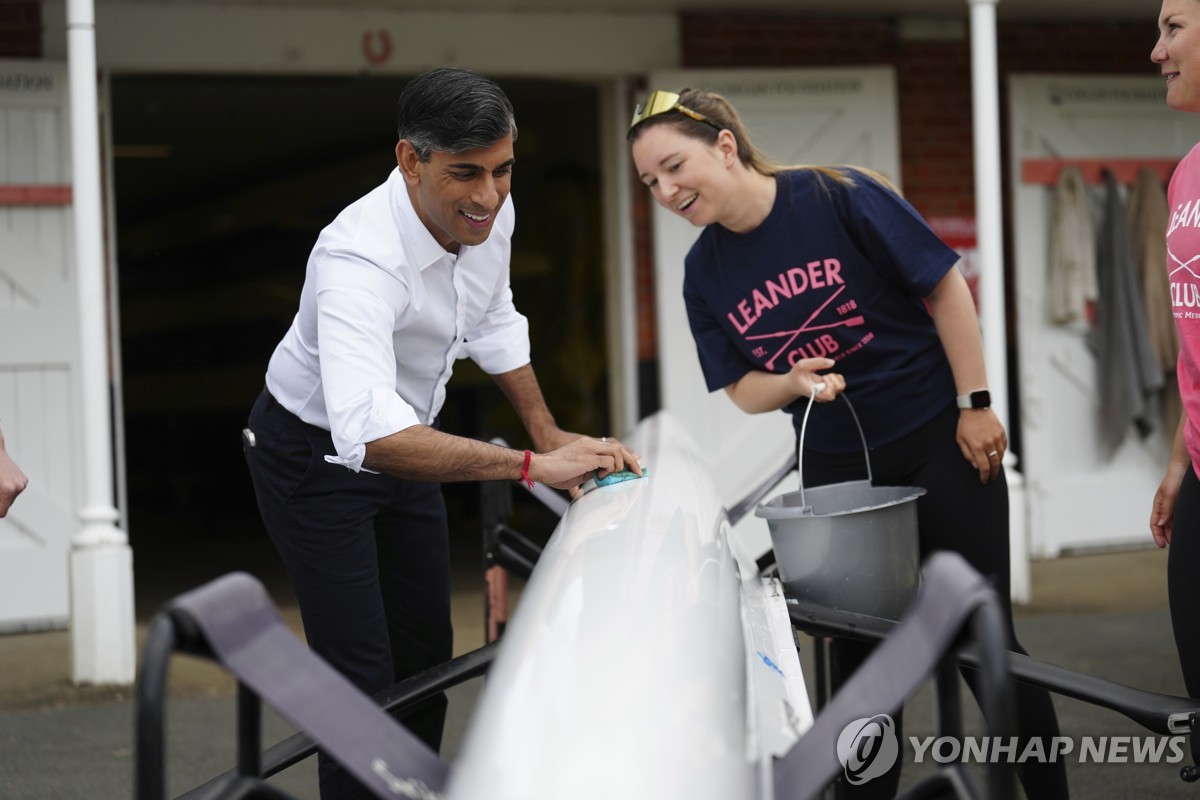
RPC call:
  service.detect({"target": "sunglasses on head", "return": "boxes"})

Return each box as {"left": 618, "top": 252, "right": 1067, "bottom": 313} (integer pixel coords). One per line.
{"left": 629, "top": 90, "right": 720, "bottom": 132}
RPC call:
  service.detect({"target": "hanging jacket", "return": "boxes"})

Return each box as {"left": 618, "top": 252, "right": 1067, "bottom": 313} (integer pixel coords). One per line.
{"left": 1047, "top": 164, "right": 1098, "bottom": 325}
{"left": 1127, "top": 166, "right": 1178, "bottom": 373}
{"left": 1127, "top": 165, "right": 1182, "bottom": 433}
{"left": 1089, "top": 171, "right": 1166, "bottom": 458}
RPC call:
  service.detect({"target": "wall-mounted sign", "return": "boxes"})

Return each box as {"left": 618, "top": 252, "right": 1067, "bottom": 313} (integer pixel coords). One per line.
{"left": 0, "top": 61, "right": 63, "bottom": 104}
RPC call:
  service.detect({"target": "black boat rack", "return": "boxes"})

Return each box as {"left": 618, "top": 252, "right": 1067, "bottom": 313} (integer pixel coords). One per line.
{"left": 135, "top": 460, "right": 1200, "bottom": 799}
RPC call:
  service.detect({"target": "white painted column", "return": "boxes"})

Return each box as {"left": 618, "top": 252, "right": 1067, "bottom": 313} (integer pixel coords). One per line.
{"left": 969, "top": 0, "right": 1029, "bottom": 603}
{"left": 969, "top": 0, "right": 1007, "bottom": 429}
{"left": 67, "top": 0, "right": 136, "bottom": 684}
{"left": 601, "top": 78, "right": 640, "bottom": 438}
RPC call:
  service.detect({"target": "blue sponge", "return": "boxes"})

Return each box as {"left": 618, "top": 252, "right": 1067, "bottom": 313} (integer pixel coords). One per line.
{"left": 593, "top": 466, "right": 649, "bottom": 487}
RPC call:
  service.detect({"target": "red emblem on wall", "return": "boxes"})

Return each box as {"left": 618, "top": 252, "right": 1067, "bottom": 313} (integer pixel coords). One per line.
{"left": 362, "top": 29, "right": 393, "bottom": 66}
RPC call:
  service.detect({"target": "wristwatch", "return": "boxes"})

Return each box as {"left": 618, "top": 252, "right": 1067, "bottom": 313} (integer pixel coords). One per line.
{"left": 956, "top": 389, "right": 991, "bottom": 410}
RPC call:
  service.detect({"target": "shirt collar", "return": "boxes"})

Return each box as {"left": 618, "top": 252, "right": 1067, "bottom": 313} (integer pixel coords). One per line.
{"left": 389, "top": 168, "right": 457, "bottom": 271}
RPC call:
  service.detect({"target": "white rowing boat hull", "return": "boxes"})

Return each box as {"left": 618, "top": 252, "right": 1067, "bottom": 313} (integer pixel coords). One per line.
{"left": 447, "top": 412, "right": 810, "bottom": 800}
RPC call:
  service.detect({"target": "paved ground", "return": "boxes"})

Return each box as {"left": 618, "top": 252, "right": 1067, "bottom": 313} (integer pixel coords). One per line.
{"left": 1, "top": 543, "right": 1197, "bottom": 799}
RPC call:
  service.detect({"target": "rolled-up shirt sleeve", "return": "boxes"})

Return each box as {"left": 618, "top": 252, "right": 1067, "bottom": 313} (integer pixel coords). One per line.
{"left": 315, "top": 251, "right": 421, "bottom": 471}
{"left": 460, "top": 280, "right": 531, "bottom": 374}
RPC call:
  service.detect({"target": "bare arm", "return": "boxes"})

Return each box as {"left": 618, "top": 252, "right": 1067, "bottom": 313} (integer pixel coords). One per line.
{"left": 724, "top": 357, "right": 846, "bottom": 414}
{"left": 490, "top": 362, "right": 640, "bottom": 478}
{"left": 926, "top": 266, "right": 1006, "bottom": 483}
{"left": 1151, "top": 415, "right": 1190, "bottom": 548}
{"left": 362, "top": 425, "right": 634, "bottom": 490}
{"left": 0, "top": 427, "right": 29, "bottom": 518}
{"left": 490, "top": 363, "right": 572, "bottom": 452}
{"left": 362, "top": 363, "right": 640, "bottom": 488}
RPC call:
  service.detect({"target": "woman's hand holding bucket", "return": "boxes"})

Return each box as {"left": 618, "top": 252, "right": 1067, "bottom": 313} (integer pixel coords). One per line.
{"left": 723, "top": 357, "right": 845, "bottom": 414}
{"left": 790, "top": 357, "right": 845, "bottom": 403}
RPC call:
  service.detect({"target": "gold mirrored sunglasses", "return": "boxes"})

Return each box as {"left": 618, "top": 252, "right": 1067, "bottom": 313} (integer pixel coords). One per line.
{"left": 629, "top": 90, "right": 719, "bottom": 131}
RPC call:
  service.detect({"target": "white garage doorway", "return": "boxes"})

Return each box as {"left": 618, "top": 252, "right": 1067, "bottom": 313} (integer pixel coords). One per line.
{"left": 1010, "top": 73, "right": 1200, "bottom": 557}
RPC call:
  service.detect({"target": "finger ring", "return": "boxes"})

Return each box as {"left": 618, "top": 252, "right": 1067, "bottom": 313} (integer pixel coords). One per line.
{"left": 601, "top": 437, "right": 607, "bottom": 443}
{"left": 987, "top": 450, "right": 999, "bottom": 458}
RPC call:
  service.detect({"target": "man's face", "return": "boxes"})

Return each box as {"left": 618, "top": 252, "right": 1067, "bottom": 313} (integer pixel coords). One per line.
{"left": 397, "top": 135, "right": 515, "bottom": 253}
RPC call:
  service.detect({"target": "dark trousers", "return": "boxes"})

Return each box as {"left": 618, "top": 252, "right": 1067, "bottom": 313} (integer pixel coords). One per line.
{"left": 1170, "top": 465, "right": 1200, "bottom": 699}
{"left": 802, "top": 402, "right": 1069, "bottom": 799}
{"left": 243, "top": 390, "right": 453, "bottom": 800}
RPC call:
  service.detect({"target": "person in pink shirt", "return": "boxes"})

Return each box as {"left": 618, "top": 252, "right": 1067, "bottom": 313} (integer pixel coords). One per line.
{"left": 1151, "top": 0, "right": 1200, "bottom": 699}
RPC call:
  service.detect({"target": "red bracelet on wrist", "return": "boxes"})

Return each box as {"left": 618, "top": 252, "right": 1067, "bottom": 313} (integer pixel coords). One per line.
{"left": 519, "top": 449, "right": 534, "bottom": 489}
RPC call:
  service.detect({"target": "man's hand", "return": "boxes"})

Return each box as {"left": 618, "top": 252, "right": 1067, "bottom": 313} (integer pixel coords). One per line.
{"left": 529, "top": 436, "right": 641, "bottom": 490}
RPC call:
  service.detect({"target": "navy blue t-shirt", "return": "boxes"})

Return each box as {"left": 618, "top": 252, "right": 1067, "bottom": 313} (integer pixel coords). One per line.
{"left": 683, "top": 168, "right": 959, "bottom": 455}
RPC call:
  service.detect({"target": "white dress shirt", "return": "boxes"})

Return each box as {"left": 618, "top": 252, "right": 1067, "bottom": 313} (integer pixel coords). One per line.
{"left": 265, "top": 167, "right": 530, "bottom": 472}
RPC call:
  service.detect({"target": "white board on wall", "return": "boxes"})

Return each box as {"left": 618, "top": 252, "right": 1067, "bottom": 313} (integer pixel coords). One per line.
{"left": 646, "top": 67, "right": 900, "bottom": 556}
{"left": 1010, "top": 73, "right": 1200, "bottom": 557}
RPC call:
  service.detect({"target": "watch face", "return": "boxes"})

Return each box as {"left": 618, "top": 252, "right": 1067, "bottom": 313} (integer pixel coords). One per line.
{"left": 958, "top": 390, "right": 992, "bottom": 409}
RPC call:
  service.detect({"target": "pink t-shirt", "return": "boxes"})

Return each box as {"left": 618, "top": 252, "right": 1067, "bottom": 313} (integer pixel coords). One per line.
{"left": 1168, "top": 141, "right": 1200, "bottom": 471}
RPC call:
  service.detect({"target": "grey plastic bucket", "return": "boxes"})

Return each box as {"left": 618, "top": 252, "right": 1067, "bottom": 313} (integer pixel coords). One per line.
{"left": 755, "top": 395, "right": 925, "bottom": 621}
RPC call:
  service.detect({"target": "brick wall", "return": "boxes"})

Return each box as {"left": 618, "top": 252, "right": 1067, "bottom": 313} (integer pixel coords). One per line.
{"left": 0, "top": 2, "right": 41, "bottom": 59}
{"left": 634, "top": 14, "right": 1154, "bottom": 381}
{"left": 680, "top": 14, "right": 1152, "bottom": 234}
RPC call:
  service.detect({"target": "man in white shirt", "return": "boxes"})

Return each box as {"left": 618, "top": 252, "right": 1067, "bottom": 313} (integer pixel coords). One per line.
{"left": 243, "top": 68, "right": 637, "bottom": 799}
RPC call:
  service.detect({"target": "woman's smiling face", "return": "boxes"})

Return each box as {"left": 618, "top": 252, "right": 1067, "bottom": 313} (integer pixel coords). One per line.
{"left": 1154, "top": 0, "right": 1200, "bottom": 113}
{"left": 631, "top": 124, "right": 734, "bottom": 228}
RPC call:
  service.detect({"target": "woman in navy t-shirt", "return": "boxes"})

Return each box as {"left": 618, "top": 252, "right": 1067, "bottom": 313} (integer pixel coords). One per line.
{"left": 629, "top": 88, "right": 1067, "bottom": 800}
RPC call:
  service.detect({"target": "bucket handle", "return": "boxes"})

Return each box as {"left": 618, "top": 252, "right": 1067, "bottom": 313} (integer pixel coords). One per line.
{"left": 797, "top": 387, "right": 872, "bottom": 510}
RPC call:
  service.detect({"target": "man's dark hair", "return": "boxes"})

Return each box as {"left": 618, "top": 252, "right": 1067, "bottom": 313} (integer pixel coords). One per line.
{"left": 396, "top": 68, "right": 517, "bottom": 162}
